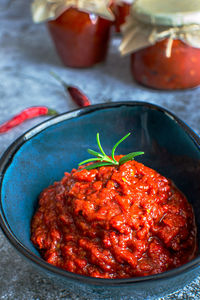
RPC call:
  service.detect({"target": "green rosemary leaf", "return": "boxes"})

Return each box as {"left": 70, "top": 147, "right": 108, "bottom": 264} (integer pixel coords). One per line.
{"left": 119, "top": 151, "right": 144, "bottom": 165}
{"left": 87, "top": 149, "right": 103, "bottom": 158}
{"left": 111, "top": 133, "right": 131, "bottom": 162}
{"left": 84, "top": 162, "right": 115, "bottom": 170}
{"left": 78, "top": 132, "right": 144, "bottom": 170}
{"left": 79, "top": 158, "right": 101, "bottom": 166}
{"left": 87, "top": 149, "right": 115, "bottom": 164}
{"left": 96, "top": 133, "right": 106, "bottom": 157}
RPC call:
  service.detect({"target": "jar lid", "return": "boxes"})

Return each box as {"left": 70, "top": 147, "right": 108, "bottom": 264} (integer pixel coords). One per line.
{"left": 132, "top": 0, "right": 200, "bottom": 26}
{"left": 32, "top": 0, "right": 114, "bottom": 23}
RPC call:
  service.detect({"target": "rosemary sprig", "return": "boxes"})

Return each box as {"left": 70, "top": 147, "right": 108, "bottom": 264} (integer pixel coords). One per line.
{"left": 79, "top": 133, "right": 144, "bottom": 170}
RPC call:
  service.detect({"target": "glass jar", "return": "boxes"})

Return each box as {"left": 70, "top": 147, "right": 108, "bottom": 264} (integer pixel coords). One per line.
{"left": 47, "top": 7, "right": 112, "bottom": 68}
{"left": 119, "top": 0, "right": 200, "bottom": 90}
{"left": 131, "top": 39, "right": 200, "bottom": 90}
{"left": 114, "top": 2, "right": 131, "bottom": 32}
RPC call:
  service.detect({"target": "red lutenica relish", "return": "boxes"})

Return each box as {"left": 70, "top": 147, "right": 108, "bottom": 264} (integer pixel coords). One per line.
{"left": 113, "top": 2, "right": 131, "bottom": 33}
{"left": 31, "top": 158, "right": 197, "bottom": 278}
{"left": 47, "top": 7, "right": 112, "bottom": 68}
{"left": 131, "top": 39, "right": 200, "bottom": 90}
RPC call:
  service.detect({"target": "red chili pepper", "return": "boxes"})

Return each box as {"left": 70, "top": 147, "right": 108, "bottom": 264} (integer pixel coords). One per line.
{"left": 0, "top": 106, "right": 58, "bottom": 134}
{"left": 50, "top": 71, "right": 91, "bottom": 107}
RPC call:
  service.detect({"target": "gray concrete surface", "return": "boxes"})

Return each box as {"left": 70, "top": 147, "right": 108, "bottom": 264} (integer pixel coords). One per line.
{"left": 1, "top": 0, "right": 200, "bottom": 299}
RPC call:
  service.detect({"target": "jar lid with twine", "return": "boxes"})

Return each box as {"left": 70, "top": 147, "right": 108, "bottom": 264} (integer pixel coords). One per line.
{"left": 119, "top": 0, "right": 200, "bottom": 57}
{"left": 31, "top": 0, "right": 114, "bottom": 23}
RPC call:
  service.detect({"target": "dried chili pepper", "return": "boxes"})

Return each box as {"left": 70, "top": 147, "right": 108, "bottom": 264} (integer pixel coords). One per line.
{"left": 0, "top": 106, "right": 58, "bottom": 134}
{"left": 50, "top": 72, "right": 91, "bottom": 107}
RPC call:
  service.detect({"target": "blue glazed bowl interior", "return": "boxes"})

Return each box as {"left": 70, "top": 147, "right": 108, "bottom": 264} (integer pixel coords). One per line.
{"left": 0, "top": 102, "right": 200, "bottom": 283}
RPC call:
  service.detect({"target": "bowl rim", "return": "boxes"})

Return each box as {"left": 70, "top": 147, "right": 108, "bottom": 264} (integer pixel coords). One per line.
{"left": 0, "top": 100, "right": 200, "bottom": 286}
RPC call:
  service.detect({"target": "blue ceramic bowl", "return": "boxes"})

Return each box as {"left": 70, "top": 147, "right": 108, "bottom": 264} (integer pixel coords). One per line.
{"left": 0, "top": 101, "right": 200, "bottom": 299}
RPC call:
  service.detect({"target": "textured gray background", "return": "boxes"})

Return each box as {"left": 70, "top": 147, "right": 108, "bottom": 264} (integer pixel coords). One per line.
{"left": 1, "top": 0, "right": 200, "bottom": 299}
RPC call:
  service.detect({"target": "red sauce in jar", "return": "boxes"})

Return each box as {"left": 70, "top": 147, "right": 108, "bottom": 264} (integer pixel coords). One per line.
{"left": 113, "top": 2, "right": 131, "bottom": 32}
{"left": 31, "top": 158, "right": 197, "bottom": 278}
{"left": 131, "top": 39, "right": 200, "bottom": 90}
{"left": 47, "top": 7, "right": 112, "bottom": 68}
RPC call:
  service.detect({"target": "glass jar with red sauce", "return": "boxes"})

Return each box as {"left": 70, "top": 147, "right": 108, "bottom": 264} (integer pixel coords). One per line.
{"left": 131, "top": 39, "right": 200, "bottom": 90}
{"left": 119, "top": 0, "right": 200, "bottom": 90}
{"left": 112, "top": 0, "right": 133, "bottom": 33}
{"left": 31, "top": 1, "right": 114, "bottom": 68}
{"left": 48, "top": 8, "right": 113, "bottom": 68}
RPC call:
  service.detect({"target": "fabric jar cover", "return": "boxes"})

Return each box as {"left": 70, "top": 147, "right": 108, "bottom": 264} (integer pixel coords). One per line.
{"left": 119, "top": 0, "right": 200, "bottom": 57}
{"left": 32, "top": 0, "right": 115, "bottom": 23}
